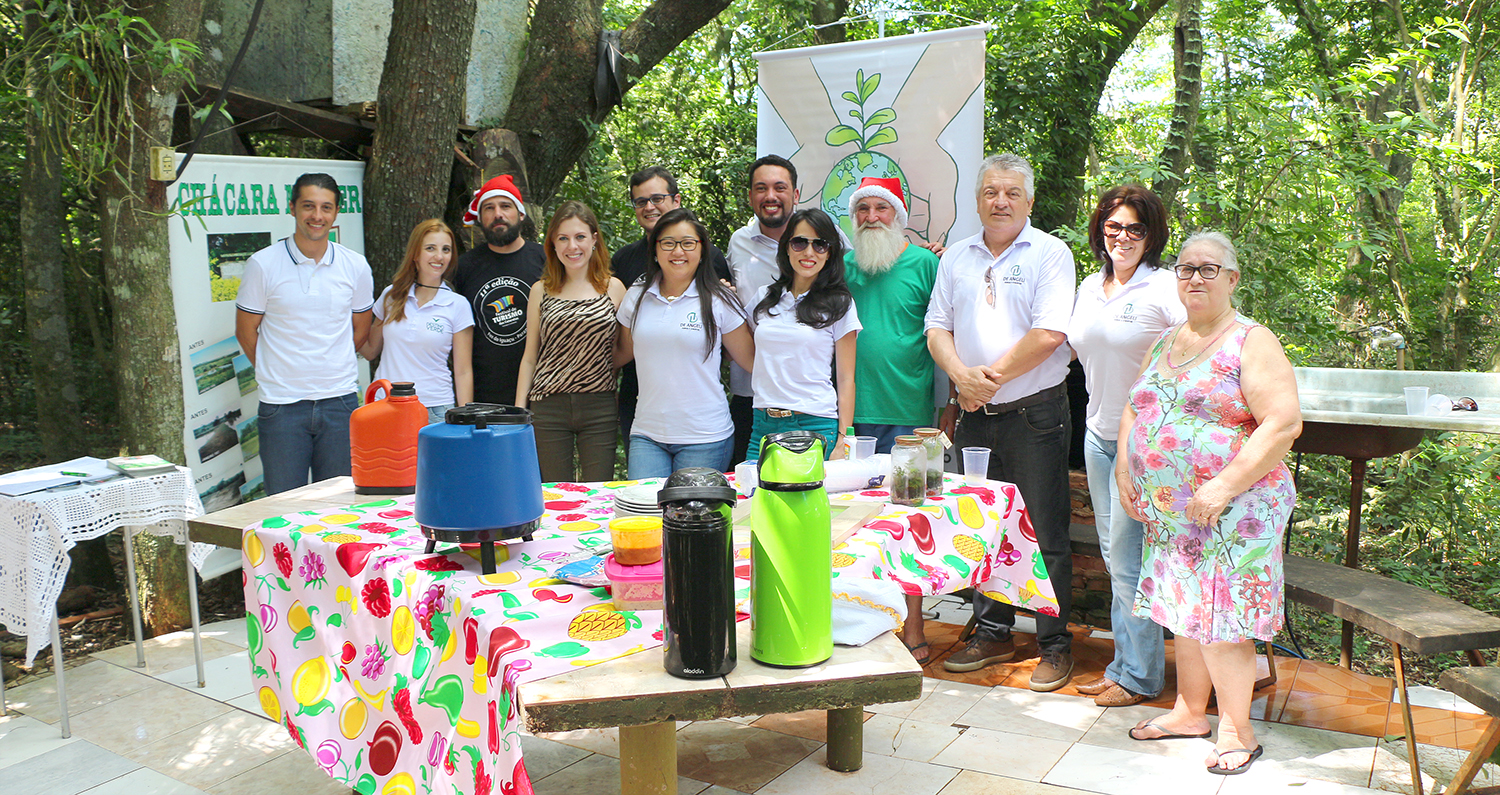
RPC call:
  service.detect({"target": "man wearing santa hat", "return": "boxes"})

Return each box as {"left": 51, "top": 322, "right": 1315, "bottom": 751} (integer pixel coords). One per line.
{"left": 843, "top": 176, "right": 941, "bottom": 454}
{"left": 453, "top": 174, "right": 546, "bottom": 406}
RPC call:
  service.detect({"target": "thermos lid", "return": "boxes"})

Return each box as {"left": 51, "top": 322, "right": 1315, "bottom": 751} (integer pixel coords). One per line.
{"left": 392, "top": 382, "right": 417, "bottom": 397}
{"left": 656, "top": 467, "right": 736, "bottom": 506}
{"left": 444, "top": 403, "right": 533, "bottom": 428}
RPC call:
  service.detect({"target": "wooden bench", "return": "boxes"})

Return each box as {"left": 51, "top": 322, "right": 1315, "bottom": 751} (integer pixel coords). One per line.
{"left": 1437, "top": 667, "right": 1500, "bottom": 795}
{"left": 1280, "top": 554, "right": 1500, "bottom": 795}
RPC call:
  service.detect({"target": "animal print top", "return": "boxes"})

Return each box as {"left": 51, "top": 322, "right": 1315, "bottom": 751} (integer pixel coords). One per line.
{"left": 528, "top": 292, "right": 618, "bottom": 400}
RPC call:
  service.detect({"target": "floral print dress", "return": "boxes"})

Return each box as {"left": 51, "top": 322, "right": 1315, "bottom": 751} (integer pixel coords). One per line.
{"left": 1126, "top": 319, "right": 1295, "bottom": 643}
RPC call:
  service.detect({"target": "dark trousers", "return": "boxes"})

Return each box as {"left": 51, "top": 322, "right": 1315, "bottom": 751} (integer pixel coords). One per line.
{"left": 728, "top": 393, "right": 754, "bottom": 468}
{"left": 956, "top": 389, "right": 1074, "bottom": 654}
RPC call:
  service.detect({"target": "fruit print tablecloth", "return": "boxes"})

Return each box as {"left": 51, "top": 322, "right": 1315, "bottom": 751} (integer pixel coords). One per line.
{"left": 240, "top": 473, "right": 1053, "bottom": 795}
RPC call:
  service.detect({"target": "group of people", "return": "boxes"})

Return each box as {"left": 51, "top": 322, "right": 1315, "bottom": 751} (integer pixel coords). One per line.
{"left": 235, "top": 152, "right": 1301, "bottom": 775}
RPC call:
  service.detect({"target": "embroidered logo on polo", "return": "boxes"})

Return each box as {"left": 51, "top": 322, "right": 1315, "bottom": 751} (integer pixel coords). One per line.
{"left": 425, "top": 318, "right": 446, "bottom": 334}
{"left": 999, "top": 261, "right": 1025, "bottom": 285}
{"left": 1115, "top": 302, "right": 1137, "bottom": 323}
{"left": 680, "top": 310, "right": 702, "bottom": 331}
{"left": 474, "top": 276, "right": 529, "bottom": 346}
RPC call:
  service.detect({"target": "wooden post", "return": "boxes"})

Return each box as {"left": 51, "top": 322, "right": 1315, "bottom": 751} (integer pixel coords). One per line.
{"left": 826, "top": 706, "right": 864, "bottom": 771}
{"left": 619, "top": 721, "right": 677, "bottom": 795}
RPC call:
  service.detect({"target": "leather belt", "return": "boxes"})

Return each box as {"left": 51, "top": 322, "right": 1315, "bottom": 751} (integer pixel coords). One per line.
{"left": 971, "top": 382, "right": 1066, "bottom": 416}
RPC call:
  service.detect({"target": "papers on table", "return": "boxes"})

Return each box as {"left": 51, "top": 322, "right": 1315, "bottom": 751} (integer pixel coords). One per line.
{"left": 0, "top": 456, "right": 120, "bottom": 496}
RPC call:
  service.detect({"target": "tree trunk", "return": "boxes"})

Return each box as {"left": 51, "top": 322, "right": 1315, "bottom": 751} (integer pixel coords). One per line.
{"left": 364, "top": 0, "right": 477, "bottom": 287}
{"left": 1152, "top": 0, "right": 1203, "bottom": 218}
{"left": 503, "top": 0, "right": 734, "bottom": 204}
{"left": 20, "top": 1, "right": 83, "bottom": 461}
{"left": 811, "top": 0, "right": 850, "bottom": 45}
{"left": 97, "top": 0, "right": 205, "bottom": 637}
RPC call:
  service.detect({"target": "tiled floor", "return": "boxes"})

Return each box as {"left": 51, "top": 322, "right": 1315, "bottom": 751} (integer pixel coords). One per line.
{"left": 2, "top": 599, "right": 1497, "bottom": 795}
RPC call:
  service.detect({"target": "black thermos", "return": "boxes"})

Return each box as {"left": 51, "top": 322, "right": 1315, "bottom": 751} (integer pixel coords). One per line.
{"left": 657, "top": 468, "right": 737, "bottom": 679}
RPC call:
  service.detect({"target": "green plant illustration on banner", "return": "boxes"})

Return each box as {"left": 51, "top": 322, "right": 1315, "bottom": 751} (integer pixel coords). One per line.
{"left": 821, "top": 69, "right": 911, "bottom": 239}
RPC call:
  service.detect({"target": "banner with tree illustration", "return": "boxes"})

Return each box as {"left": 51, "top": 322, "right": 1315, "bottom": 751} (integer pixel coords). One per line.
{"left": 754, "top": 26, "right": 987, "bottom": 246}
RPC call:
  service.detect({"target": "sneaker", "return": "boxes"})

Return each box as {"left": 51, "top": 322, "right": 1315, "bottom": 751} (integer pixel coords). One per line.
{"left": 1030, "top": 649, "right": 1074, "bottom": 692}
{"left": 942, "top": 635, "right": 1015, "bottom": 672}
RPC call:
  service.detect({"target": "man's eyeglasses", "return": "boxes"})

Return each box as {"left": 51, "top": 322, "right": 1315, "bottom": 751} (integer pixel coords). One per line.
{"left": 789, "top": 236, "right": 830, "bottom": 254}
{"left": 631, "top": 193, "right": 674, "bottom": 209}
{"left": 1174, "top": 263, "right": 1225, "bottom": 280}
{"left": 1103, "top": 220, "right": 1148, "bottom": 241}
{"left": 657, "top": 238, "right": 699, "bottom": 251}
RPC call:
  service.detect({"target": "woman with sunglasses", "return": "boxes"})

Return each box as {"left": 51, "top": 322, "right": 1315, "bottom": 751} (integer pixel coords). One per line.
{"left": 1116, "top": 231, "right": 1300, "bottom": 775}
{"left": 514, "top": 201, "right": 626, "bottom": 482}
{"left": 745, "top": 208, "right": 861, "bottom": 461}
{"left": 615, "top": 208, "right": 754, "bottom": 478}
{"left": 1066, "top": 186, "right": 1185, "bottom": 708}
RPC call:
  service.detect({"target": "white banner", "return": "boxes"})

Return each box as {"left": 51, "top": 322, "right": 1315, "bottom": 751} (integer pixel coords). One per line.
{"left": 168, "top": 154, "right": 367, "bottom": 512}
{"left": 755, "top": 25, "right": 988, "bottom": 245}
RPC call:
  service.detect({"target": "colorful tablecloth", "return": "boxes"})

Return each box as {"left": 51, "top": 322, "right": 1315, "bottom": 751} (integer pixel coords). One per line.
{"left": 241, "top": 474, "right": 1054, "bottom": 795}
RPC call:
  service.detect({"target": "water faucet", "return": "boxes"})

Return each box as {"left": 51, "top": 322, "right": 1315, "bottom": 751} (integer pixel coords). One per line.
{"left": 1364, "top": 325, "right": 1407, "bottom": 370}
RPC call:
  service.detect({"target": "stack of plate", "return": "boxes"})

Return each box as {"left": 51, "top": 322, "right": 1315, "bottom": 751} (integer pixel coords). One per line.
{"left": 612, "top": 484, "right": 662, "bottom": 519}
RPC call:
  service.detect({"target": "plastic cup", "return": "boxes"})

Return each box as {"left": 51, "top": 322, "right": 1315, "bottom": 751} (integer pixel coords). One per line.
{"left": 1404, "top": 386, "right": 1429, "bottom": 416}
{"left": 962, "top": 447, "right": 990, "bottom": 485}
{"left": 854, "top": 436, "right": 877, "bottom": 459}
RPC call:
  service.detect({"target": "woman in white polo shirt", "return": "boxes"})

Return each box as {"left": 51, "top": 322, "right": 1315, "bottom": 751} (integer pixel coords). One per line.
{"left": 1066, "top": 185, "right": 1185, "bottom": 708}
{"left": 746, "top": 208, "right": 860, "bottom": 461}
{"left": 360, "top": 219, "right": 474, "bottom": 423}
{"left": 616, "top": 208, "right": 754, "bottom": 478}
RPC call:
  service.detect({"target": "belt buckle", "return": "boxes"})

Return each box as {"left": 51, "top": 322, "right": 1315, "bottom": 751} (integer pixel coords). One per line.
{"left": 767, "top": 408, "right": 794, "bottom": 418}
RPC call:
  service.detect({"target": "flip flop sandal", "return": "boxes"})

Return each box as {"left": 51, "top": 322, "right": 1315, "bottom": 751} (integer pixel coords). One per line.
{"left": 903, "top": 640, "right": 931, "bottom": 665}
{"left": 1207, "top": 745, "right": 1264, "bottom": 775}
{"left": 1128, "top": 720, "right": 1214, "bottom": 741}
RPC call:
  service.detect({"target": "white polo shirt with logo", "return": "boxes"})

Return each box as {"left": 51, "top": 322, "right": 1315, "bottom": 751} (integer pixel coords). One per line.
{"left": 924, "top": 222, "right": 1076, "bottom": 405}
{"left": 236, "top": 238, "right": 374, "bottom": 404}
{"left": 749, "top": 286, "right": 862, "bottom": 418}
{"left": 1068, "top": 264, "right": 1185, "bottom": 440}
{"left": 372, "top": 284, "right": 475, "bottom": 407}
{"left": 618, "top": 282, "right": 746, "bottom": 444}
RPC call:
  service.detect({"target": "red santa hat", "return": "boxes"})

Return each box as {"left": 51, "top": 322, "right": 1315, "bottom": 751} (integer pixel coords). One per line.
{"left": 848, "top": 176, "right": 908, "bottom": 230}
{"left": 462, "top": 174, "right": 526, "bottom": 227}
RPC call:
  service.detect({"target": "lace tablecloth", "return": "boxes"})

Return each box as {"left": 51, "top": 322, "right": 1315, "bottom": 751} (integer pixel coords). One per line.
{"left": 241, "top": 474, "right": 1055, "bottom": 795}
{"left": 0, "top": 469, "right": 208, "bottom": 665}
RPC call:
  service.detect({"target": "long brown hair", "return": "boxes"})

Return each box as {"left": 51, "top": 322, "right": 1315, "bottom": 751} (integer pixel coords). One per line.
{"left": 383, "top": 219, "right": 456, "bottom": 324}
{"left": 542, "top": 201, "right": 611, "bottom": 294}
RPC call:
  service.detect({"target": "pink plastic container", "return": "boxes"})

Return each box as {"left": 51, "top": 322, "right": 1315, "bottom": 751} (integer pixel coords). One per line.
{"left": 604, "top": 554, "right": 664, "bottom": 612}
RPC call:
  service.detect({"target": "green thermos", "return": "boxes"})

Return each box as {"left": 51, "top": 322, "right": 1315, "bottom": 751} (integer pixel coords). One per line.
{"left": 750, "top": 430, "right": 832, "bottom": 667}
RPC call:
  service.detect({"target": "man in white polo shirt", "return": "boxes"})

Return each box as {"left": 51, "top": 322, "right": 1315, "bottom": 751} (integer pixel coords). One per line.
{"left": 235, "top": 173, "right": 374, "bottom": 495}
{"left": 925, "top": 153, "right": 1077, "bottom": 691}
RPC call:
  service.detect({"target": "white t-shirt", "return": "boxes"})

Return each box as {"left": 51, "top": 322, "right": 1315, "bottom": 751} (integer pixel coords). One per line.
{"left": 618, "top": 282, "right": 747, "bottom": 444}
{"left": 1068, "top": 265, "right": 1186, "bottom": 440}
{"left": 236, "top": 238, "right": 375, "bottom": 404}
{"left": 749, "top": 286, "right": 861, "bottom": 417}
{"left": 726, "top": 216, "right": 853, "bottom": 397}
{"left": 924, "top": 222, "right": 1076, "bottom": 405}
{"left": 372, "top": 284, "right": 475, "bottom": 407}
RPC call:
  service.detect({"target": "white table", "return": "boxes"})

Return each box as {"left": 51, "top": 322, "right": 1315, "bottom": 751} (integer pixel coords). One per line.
{"left": 0, "top": 465, "right": 209, "bottom": 736}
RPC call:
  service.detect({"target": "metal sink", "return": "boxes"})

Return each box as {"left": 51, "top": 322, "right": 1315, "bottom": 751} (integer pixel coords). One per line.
{"left": 1295, "top": 367, "right": 1500, "bottom": 436}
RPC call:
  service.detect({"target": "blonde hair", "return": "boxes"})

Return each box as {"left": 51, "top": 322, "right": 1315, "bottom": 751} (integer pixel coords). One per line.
{"left": 382, "top": 219, "right": 456, "bottom": 324}
{"left": 542, "top": 201, "right": 611, "bottom": 294}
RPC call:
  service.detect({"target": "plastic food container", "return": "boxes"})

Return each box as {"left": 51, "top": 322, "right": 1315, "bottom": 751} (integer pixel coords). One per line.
{"left": 609, "top": 516, "right": 663, "bottom": 565}
{"left": 604, "top": 553, "right": 664, "bottom": 612}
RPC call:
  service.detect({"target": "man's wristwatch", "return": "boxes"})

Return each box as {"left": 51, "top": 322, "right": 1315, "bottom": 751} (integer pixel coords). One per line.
{"left": 947, "top": 397, "right": 960, "bottom": 407}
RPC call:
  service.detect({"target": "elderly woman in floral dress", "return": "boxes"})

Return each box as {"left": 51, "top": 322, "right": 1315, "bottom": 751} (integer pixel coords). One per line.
{"left": 1115, "top": 231, "right": 1301, "bottom": 775}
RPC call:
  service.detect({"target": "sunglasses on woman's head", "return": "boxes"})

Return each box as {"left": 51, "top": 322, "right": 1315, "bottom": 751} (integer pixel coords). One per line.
{"left": 789, "top": 236, "right": 830, "bottom": 254}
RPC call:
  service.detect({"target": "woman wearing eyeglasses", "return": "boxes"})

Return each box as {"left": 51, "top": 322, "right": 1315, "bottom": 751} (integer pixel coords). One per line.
{"left": 1115, "top": 231, "right": 1300, "bottom": 776}
{"left": 615, "top": 208, "right": 754, "bottom": 478}
{"left": 1066, "top": 186, "right": 1185, "bottom": 709}
{"left": 745, "top": 208, "right": 861, "bottom": 461}
{"left": 514, "top": 202, "right": 626, "bottom": 482}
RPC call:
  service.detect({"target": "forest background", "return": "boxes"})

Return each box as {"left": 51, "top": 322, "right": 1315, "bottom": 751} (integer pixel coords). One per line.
{"left": 0, "top": 0, "right": 1497, "bottom": 682}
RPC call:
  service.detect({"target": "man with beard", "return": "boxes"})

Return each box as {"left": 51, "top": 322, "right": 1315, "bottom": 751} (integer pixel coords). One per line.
{"left": 611, "top": 166, "right": 733, "bottom": 446}
{"left": 726, "top": 155, "right": 849, "bottom": 464}
{"left": 454, "top": 174, "right": 546, "bottom": 406}
{"left": 843, "top": 177, "right": 940, "bottom": 454}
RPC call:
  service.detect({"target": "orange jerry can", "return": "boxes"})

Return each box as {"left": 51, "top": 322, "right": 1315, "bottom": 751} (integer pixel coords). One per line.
{"left": 350, "top": 380, "right": 427, "bottom": 494}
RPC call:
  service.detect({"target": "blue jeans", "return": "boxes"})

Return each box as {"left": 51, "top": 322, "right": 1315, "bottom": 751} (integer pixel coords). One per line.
{"left": 258, "top": 393, "right": 358, "bottom": 495}
{"left": 956, "top": 390, "right": 1073, "bottom": 654}
{"left": 627, "top": 434, "right": 734, "bottom": 479}
{"left": 1084, "top": 428, "right": 1165, "bottom": 696}
{"left": 427, "top": 404, "right": 454, "bottom": 425}
{"left": 747, "top": 410, "right": 839, "bottom": 462}
{"left": 852, "top": 423, "right": 919, "bottom": 455}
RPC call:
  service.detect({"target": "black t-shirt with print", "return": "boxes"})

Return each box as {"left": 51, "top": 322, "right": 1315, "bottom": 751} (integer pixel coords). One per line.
{"left": 453, "top": 240, "right": 546, "bottom": 405}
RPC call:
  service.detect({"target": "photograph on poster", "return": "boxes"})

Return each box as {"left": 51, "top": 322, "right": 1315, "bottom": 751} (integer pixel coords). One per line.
{"left": 189, "top": 336, "right": 242, "bottom": 395}
{"left": 234, "top": 354, "right": 257, "bottom": 396}
{"left": 236, "top": 416, "right": 259, "bottom": 460}
{"left": 207, "top": 232, "right": 269, "bottom": 303}
{"left": 240, "top": 474, "right": 266, "bottom": 503}
{"left": 193, "top": 407, "right": 242, "bottom": 464}
{"left": 200, "top": 470, "right": 247, "bottom": 513}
